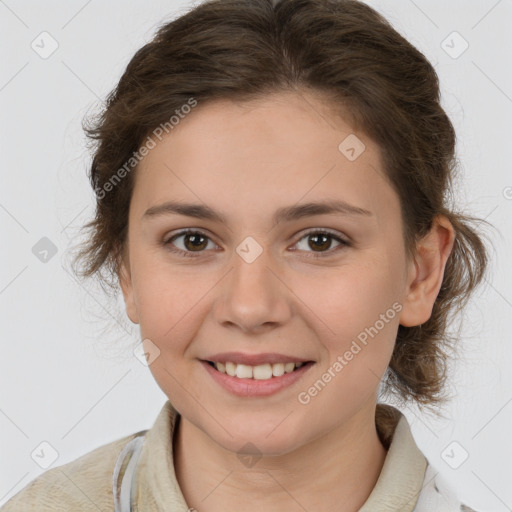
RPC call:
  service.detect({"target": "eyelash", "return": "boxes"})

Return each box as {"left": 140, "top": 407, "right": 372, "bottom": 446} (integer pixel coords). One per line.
{"left": 162, "top": 228, "right": 350, "bottom": 259}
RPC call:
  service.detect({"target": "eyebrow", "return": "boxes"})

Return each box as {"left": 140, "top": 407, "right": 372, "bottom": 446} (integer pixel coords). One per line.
{"left": 142, "top": 199, "right": 373, "bottom": 224}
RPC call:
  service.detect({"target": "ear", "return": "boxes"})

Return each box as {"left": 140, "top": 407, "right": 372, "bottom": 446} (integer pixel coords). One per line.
{"left": 399, "top": 215, "right": 455, "bottom": 327}
{"left": 118, "top": 248, "right": 140, "bottom": 325}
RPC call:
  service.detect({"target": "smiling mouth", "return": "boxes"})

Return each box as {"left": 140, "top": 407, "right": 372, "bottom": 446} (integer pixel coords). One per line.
{"left": 204, "top": 360, "right": 314, "bottom": 380}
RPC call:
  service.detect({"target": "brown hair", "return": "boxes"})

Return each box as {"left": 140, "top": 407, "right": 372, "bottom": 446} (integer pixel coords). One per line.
{"left": 70, "top": 0, "right": 491, "bottom": 413}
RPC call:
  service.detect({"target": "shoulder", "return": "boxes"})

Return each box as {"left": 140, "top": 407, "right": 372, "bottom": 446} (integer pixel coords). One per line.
{"left": 0, "top": 430, "right": 146, "bottom": 512}
{"left": 414, "top": 463, "right": 479, "bottom": 512}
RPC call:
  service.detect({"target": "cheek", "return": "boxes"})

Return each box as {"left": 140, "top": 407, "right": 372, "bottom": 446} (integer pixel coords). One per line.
{"left": 130, "top": 255, "right": 219, "bottom": 351}
{"left": 130, "top": 256, "right": 185, "bottom": 336}
{"left": 303, "top": 259, "right": 401, "bottom": 363}
{"left": 301, "top": 273, "right": 401, "bottom": 409}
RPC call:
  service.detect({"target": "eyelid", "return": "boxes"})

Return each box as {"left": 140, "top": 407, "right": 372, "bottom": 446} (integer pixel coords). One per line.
{"left": 293, "top": 227, "right": 350, "bottom": 244}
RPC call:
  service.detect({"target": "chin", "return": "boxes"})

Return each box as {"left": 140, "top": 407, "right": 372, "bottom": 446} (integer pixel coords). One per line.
{"left": 226, "top": 437, "right": 298, "bottom": 460}
{"left": 209, "top": 421, "right": 303, "bottom": 459}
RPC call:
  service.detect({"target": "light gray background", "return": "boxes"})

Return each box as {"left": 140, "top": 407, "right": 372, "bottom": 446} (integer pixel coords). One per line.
{"left": 1, "top": 0, "right": 511, "bottom": 510}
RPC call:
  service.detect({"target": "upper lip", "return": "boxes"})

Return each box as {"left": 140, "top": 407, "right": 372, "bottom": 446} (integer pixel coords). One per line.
{"left": 202, "top": 352, "right": 313, "bottom": 366}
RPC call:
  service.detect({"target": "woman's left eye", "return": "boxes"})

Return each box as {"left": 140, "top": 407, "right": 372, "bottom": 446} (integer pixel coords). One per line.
{"left": 292, "top": 230, "right": 349, "bottom": 258}
{"left": 162, "top": 229, "right": 349, "bottom": 258}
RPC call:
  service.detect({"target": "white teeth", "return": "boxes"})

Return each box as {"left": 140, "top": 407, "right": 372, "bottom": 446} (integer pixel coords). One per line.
{"left": 225, "top": 361, "right": 236, "bottom": 377}
{"left": 235, "top": 364, "right": 253, "bottom": 379}
{"left": 212, "top": 361, "right": 307, "bottom": 380}
{"left": 272, "top": 363, "right": 285, "bottom": 377}
{"left": 253, "top": 364, "right": 273, "bottom": 380}
{"left": 284, "top": 362, "right": 295, "bottom": 373}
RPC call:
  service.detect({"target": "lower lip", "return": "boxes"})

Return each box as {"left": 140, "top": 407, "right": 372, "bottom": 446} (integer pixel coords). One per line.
{"left": 200, "top": 360, "right": 315, "bottom": 397}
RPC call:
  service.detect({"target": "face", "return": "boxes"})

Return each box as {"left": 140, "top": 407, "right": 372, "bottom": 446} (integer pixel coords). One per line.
{"left": 119, "top": 90, "right": 418, "bottom": 456}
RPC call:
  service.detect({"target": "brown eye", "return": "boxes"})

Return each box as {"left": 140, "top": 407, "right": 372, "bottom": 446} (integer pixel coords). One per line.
{"left": 307, "top": 233, "right": 332, "bottom": 251}
{"left": 163, "top": 230, "right": 216, "bottom": 257}
{"left": 182, "top": 233, "right": 208, "bottom": 251}
{"left": 293, "top": 230, "right": 349, "bottom": 257}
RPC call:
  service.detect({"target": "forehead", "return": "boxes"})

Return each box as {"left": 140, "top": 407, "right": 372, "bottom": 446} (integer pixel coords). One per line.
{"left": 144, "top": 91, "right": 363, "bottom": 166}
{"left": 131, "top": 91, "right": 398, "bottom": 227}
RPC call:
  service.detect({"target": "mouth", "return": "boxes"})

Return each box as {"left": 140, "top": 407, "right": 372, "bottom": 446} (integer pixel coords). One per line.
{"left": 199, "top": 359, "right": 316, "bottom": 397}
{"left": 203, "top": 360, "right": 313, "bottom": 380}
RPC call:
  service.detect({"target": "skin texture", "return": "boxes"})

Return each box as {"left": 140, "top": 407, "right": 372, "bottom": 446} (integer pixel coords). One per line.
{"left": 119, "top": 90, "right": 455, "bottom": 512}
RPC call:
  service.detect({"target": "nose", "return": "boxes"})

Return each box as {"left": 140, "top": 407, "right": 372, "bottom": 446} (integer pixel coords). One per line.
{"left": 213, "top": 245, "right": 292, "bottom": 334}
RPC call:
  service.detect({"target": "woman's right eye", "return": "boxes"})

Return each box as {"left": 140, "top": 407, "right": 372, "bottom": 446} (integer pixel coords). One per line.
{"left": 163, "top": 230, "right": 217, "bottom": 257}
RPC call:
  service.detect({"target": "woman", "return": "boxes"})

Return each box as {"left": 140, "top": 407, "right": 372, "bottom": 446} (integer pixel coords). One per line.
{"left": 2, "top": 0, "right": 489, "bottom": 510}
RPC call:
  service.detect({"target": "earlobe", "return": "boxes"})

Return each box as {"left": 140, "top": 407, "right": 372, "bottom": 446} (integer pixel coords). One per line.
{"left": 399, "top": 216, "right": 455, "bottom": 327}
{"left": 118, "top": 256, "right": 140, "bottom": 325}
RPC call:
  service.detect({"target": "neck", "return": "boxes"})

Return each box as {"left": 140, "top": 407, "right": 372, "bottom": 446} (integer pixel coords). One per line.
{"left": 173, "top": 400, "right": 388, "bottom": 512}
